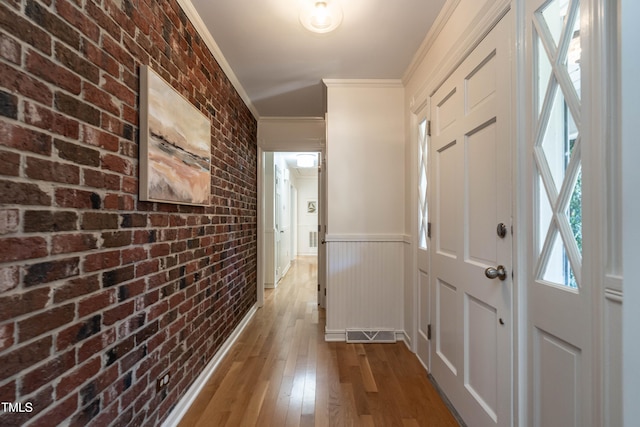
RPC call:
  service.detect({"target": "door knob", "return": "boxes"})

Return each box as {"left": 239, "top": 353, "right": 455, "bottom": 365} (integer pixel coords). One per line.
{"left": 485, "top": 265, "right": 507, "bottom": 281}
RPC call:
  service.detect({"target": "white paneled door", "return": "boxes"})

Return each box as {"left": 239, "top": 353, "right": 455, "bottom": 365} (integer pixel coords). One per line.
{"left": 430, "top": 13, "right": 513, "bottom": 427}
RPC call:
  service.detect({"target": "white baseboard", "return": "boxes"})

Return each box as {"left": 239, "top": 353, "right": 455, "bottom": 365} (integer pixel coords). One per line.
{"left": 399, "top": 330, "right": 412, "bottom": 349}
{"left": 324, "top": 328, "right": 346, "bottom": 342}
{"left": 161, "top": 304, "right": 258, "bottom": 427}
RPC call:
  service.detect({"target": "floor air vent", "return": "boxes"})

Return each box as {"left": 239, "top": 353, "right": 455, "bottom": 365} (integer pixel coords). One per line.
{"left": 346, "top": 329, "right": 396, "bottom": 343}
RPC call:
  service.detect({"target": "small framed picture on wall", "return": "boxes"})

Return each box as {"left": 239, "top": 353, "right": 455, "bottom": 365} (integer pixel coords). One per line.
{"left": 307, "top": 200, "right": 317, "bottom": 214}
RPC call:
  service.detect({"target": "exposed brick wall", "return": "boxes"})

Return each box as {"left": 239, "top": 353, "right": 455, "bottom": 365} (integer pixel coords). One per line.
{"left": 0, "top": 0, "right": 258, "bottom": 424}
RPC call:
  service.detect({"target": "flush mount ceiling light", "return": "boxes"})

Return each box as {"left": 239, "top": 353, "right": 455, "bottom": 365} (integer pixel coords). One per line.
{"left": 299, "top": 1, "right": 343, "bottom": 34}
{"left": 296, "top": 153, "right": 316, "bottom": 168}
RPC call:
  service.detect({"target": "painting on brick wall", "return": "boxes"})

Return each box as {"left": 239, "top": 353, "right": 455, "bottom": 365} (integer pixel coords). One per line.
{"left": 139, "top": 65, "right": 211, "bottom": 206}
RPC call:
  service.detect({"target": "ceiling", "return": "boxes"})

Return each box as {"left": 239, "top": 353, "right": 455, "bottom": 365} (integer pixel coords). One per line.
{"left": 189, "top": 0, "right": 447, "bottom": 118}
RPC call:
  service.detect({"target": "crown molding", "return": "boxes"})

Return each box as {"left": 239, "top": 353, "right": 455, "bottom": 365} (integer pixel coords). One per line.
{"left": 403, "top": 0, "right": 462, "bottom": 84}
{"left": 176, "top": 0, "right": 260, "bottom": 119}
{"left": 323, "top": 79, "right": 404, "bottom": 88}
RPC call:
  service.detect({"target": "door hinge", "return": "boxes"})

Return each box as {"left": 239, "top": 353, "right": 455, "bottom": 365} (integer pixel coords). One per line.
{"left": 427, "top": 120, "right": 432, "bottom": 137}
{"left": 324, "top": 288, "right": 327, "bottom": 296}
{"left": 427, "top": 324, "right": 432, "bottom": 340}
{"left": 427, "top": 222, "right": 432, "bottom": 239}
{"left": 317, "top": 284, "right": 320, "bottom": 291}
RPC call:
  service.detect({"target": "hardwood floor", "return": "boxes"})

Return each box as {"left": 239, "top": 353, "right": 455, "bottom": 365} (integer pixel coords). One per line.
{"left": 179, "top": 257, "right": 458, "bottom": 426}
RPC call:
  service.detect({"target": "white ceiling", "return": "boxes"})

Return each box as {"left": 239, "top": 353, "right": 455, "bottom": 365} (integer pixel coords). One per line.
{"left": 189, "top": 0, "right": 447, "bottom": 118}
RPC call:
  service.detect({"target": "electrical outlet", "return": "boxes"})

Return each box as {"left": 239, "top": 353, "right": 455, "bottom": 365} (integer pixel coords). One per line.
{"left": 156, "top": 372, "right": 170, "bottom": 392}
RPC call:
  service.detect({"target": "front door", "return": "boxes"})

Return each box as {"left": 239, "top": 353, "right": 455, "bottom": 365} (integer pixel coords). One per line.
{"left": 430, "top": 13, "right": 513, "bottom": 427}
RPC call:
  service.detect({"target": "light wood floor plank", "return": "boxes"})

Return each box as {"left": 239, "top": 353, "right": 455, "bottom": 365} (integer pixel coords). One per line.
{"left": 179, "top": 257, "right": 458, "bottom": 427}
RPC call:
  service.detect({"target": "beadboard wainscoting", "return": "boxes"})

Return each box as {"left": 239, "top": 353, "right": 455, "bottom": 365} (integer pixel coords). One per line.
{"left": 325, "top": 235, "right": 408, "bottom": 341}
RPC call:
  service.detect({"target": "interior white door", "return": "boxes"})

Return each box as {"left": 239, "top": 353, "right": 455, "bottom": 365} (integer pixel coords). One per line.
{"left": 275, "top": 165, "right": 283, "bottom": 281}
{"left": 527, "top": 1, "right": 591, "bottom": 425}
{"left": 317, "top": 153, "right": 327, "bottom": 308}
{"left": 430, "top": 14, "right": 513, "bottom": 427}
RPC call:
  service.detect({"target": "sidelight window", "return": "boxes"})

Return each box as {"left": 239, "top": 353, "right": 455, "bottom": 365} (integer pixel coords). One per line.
{"left": 534, "top": 0, "right": 582, "bottom": 288}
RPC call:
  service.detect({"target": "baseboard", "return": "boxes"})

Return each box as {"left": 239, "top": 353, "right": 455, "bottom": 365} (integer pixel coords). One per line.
{"left": 399, "top": 330, "right": 413, "bottom": 350}
{"left": 324, "top": 328, "right": 346, "bottom": 342}
{"left": 161, "top": 304, "right": 258, "bottom": 427}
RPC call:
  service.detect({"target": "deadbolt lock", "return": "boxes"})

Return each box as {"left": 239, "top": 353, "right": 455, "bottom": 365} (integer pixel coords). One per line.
{"left": 497, "top": 223, "right": 507, "bottom": 239}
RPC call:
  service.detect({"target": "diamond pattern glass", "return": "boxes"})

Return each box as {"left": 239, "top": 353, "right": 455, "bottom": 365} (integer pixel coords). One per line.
{"left": 534, "top": 0, "right": 582, "bottom": 288}
{"left": 418, "top": 119, "right": 429, "bottom": 249}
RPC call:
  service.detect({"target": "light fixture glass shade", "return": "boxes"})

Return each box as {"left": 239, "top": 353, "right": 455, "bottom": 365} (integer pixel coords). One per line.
{"left": 299, "top": 1, "right": 343, "bottom": 34}
{"left": 296, "top": 154, "right": 316, "bottom": 168}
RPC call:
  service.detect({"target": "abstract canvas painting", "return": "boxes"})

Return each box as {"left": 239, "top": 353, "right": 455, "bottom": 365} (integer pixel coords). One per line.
{"left": 139, "top": 65, "right": 211, "bottom": 206}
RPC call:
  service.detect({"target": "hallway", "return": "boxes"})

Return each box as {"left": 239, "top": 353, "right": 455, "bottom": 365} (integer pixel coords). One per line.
{"left": 179, "top": 257, "right": 458, "bottom": 426}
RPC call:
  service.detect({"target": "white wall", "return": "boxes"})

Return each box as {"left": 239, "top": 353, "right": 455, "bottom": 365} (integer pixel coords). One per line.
{"left": 325, "top": 81, "right": 406, "bottom": 235}
{"left": 324, "top": 80, "right": 406, "bottom": 340}
{"left": 293, "top": 176, "right": 318, "bottom": 256}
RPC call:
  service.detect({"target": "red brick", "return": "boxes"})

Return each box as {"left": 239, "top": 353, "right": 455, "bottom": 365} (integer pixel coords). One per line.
{"left": 0, "top": 265, "right": 19, "bottom": 292}
{"left": 0, "top": 380, "right": 16, "bottom": 403}
{"left": 56, "top": 356, "right": 100, "bottom": 397}
{"left": 55, "top": 0, "right": 100, "bottom": 43}
{"left": 78, "top": 289, "right": 116, "bottom": 318}
{"left": 104, "top": 193, "right": 135, "bottom": 210}
{"left": 56, "top": 314, "right": 101, "bottom": 351}
{"left": 0, "top": 208, "right": 19, "bottom": 235}
{"left": 0, "top": 150, "right": 20, "bottom": 177}
{"left": 82, "top": 212, "right": 118, "bottom": 230}
{"left": 83, "top": 250, "right": 120, "bottom": 273}
{"left": 0, "top": 32, "right": 21, "bottom": 65}
{"left": 53, "top": 275, "right": 100, "bottom": 303}
{"left": 101, "top": 33, "right": 134, "bottom": 72}
{"left": 0, "top": 236, "right": 47, "bottom": 262}
{"left": 21, "top": 349, "right": 75, "bottom": 395}
{"left": 0, "top": 336, "right": 52, "bottom": 378}
{"left": 101, "top": 231, "right": 132, "bottom": 248}
{"left": 102, "top": 72, "right": 136, "bottom": 107}
{"left": 55, "top": 91, "right": 101, "bottom": 127}
{"left": 0, "top": 322, "right": 15, "bottom": 352}
{"left": 18, "top": 304, "right": 75, "bottom": 342}
{"left": 81, "top": 37, "right": 120, "bottom": 78}
{"left": 78, "top": 329, "right": 116, "bottom": 364}
{"left": 26, "top": 48, "right": 81, "bottom": 95}
{"left": 101, "top": 153, "right": 134, "bottom": 175}
{"left": 81, "top": 124, "right": 119, "bottom": 151}
{"left": 24, "top": 101, "right": 80, "bottom": 140}
{"left": 0, "top": 3, "right": 51, "bottom": 55}
{"left": 24, "top": 210, "right": 78, "bottom": 233}
{"left": 27, "top": 394, "right": 77, "bottom": 427}
{"left": 23, "top": 257, "right": 80, "bottom": 286}
{"left": 121, "top": 247, "right": 147, "bottom": 264}
{"left": 103, "top": 301, "right": 133, "bottom": 326}
{"left": 1, "top": 0, "right": 259, "bottom": 423}
{"left": 0, "top": 121, "right": 52, "bottom": 155}
{"left": 52, "top": 233, "right": 98, "bottom": 254}
{"left": 83, "top": 169, "right": 121, "bottom": 190}
{"left": 122, "top": 176, "right": 137, "bottom": 194}
{"left": 83, "top": 81, "right": 120, "bottom": 116}
{"left": 55, "top": 138, "right": 101, "bottom": 166}
{"left": 55, "top": 187, "right": 100, "bottom": 209}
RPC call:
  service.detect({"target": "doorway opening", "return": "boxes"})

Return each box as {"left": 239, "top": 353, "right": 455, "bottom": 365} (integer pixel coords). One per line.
{"left": 261, "top": 151, "right": 324, "bottom": 306}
